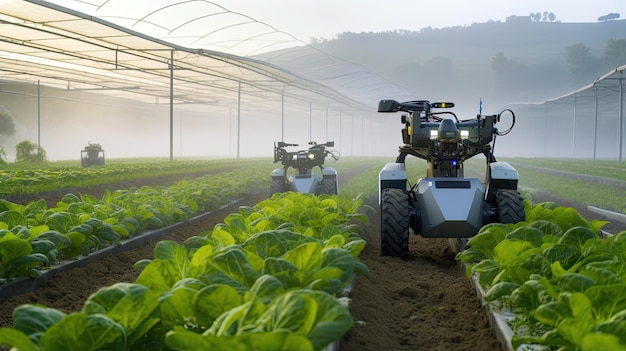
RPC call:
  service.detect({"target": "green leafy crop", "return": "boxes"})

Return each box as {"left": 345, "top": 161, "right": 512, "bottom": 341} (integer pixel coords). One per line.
{"left": 457, "top": 201, "right": 626, "bottom": 350}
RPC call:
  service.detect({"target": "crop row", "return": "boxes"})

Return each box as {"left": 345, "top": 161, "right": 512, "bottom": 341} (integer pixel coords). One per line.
{"left": 458, "top": 201, "right": 626, "bottom": 350}
{"left": 0, "top": 191, "right": 371, "bottom": 351}
{"left": 0, "top": 156, "right": 383, "bottom": 282}
{"left": 0, "top": 159, "right": 272, "bottom": 196}
{"left": 0, "top": 168, "right": 270, "bottom": 281}
{"left": 0, "top": 157, "right": 381, "bottom": 197}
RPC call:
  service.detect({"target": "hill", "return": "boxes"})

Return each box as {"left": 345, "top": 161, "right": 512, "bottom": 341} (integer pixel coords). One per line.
{"left": 264, "top": 17, "right": 626, "bottom": 114}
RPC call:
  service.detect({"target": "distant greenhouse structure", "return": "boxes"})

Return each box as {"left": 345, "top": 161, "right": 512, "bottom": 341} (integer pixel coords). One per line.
{"left": 498, "top": 65, "right": 625, "bottom": 163}
{"left": 0, "top": 1, "right": 412, "bottom": 161}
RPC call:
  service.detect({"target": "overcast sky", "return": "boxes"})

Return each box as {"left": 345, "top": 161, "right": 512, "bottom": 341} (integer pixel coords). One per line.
{"left": 216, "top": 0, "right": 624, "bottom": 40}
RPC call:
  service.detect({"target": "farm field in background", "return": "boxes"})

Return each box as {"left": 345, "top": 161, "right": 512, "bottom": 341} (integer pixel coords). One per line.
{"left": 0, "top": 157, "right": 383, "bottom": 197}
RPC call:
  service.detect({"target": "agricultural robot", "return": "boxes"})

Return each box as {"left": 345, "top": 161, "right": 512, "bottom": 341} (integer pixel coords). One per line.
{"left": 80, "top": 142, "right": 105, "bottom": 167}
{"left": 378, "top": 99, "right": 525, "bottom": 258}
{"left": 270, "top": 141, "right": 340, "bottom": 196}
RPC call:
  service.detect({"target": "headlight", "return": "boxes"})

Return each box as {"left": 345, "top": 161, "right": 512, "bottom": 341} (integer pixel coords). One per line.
{"left": 429, "top": 129, "right": 438, "bottom": 139}
{"left": 460, "top": 130, "right": 469, "bottom": 139}
{"left": 308, "top": 153, "right": 316, "bottom": 160}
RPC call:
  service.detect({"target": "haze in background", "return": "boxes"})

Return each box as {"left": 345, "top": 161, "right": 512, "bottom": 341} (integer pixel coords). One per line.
{"left": 217, "top": 0, "right": 623, "bottom": 41}
{"left": 1, "top": 1, "right": 625, "bottom": 160}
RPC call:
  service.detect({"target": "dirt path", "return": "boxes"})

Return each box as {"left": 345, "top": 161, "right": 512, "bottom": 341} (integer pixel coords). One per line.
{"left": 339, "top": 197, "right": 500, "bottom": 351}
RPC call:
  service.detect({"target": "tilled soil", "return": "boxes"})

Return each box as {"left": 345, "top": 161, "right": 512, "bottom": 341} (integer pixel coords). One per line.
{"left": 0, "top": 171, "right": 623, "bottom": 351}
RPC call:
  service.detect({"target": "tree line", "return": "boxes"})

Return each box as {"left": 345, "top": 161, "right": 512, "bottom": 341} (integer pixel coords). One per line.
{"left": 491, "top": 38, "right": 626, "bottom": 100}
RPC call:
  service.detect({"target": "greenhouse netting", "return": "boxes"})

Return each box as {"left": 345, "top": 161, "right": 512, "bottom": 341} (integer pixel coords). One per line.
{"left": 0, "top": 0, "right": 413, "bottom": 160}
{"left": 498, "top": 65, "right": 625, "bottom": 162}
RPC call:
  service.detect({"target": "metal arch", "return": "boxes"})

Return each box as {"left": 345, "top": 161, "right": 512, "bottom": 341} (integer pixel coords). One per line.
{"left": 128, "top": 0, "right": 228, "bottom": 28}
{"left": 190, "top": 21, "right": 269, "bottom": 47}
{"left": 95, "top": 15, "right": 172, "bottom": 32}
{"left": 1, "top": 0, "right": 421, "bottom": 162}
{"left": 39, "top": 0, "right": 415, "bottom": 109}
{"left": 121, "top": 0, "right": 303, "bottom": 56}
{"left": 30, "top": 0, "right": 367, "bottom": 109}
{"left": 0, "top": 0, "right": 381, "bottom": 161}
{"left": 245, "top": 39, "right": 303, "bottom": 57}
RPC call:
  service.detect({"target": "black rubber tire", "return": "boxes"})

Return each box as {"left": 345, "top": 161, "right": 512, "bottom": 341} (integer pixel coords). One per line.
{"left": 380, "top": 188, "right": 410, "bottom": 259}
{"left": 495, "top": 189, "right": 526, "bottom": 224}
{"left": 269, "top": 179, "right": 285, "bottom": 197}
{"left": 448, "top": 237, "right": 469, "bottom": 255}
{"left": 320, "top": 178, "right": 338, "bottom": 195}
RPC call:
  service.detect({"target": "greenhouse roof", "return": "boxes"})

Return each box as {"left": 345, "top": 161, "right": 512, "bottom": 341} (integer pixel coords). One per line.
{"left": 501, "top": 64, "right": 626, "bottom": 108}
{"left": 0, "top": 0, "right": 413, "bottom": 112}
{"left": 545, "top": 64, "right": 626, "bottom": 105}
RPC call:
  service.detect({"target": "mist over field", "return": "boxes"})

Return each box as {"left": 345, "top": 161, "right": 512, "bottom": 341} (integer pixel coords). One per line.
{"left": 1, "top": 16, "right": 625, "bottom": 161}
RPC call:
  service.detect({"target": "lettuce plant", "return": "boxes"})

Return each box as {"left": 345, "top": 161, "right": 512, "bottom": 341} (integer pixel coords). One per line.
{"left": 457, "top": 201, "right": 626, "bottom": 350}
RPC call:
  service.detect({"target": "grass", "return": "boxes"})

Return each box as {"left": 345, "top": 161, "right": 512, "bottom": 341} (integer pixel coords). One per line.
{"left": 501, "top": 157, "right": 626, "bottom": 181}
{"left": 516, "top": 168, "right": 626, "bottom": 214}
{"left": 338, "top": 162, "right": 384, "bottom": 199}
{"left": 446, "top": 157, "right": 626, "bottom": 215}
{"left": 498, "top": 158, "right": 626, "bottom": 215}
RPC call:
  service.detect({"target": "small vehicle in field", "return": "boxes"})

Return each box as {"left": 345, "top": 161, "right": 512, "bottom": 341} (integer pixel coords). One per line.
{"left": 81, "top": 142, "right": 105, "bottom": 167}
{"left": 377, "top": 99, "right": 525, "bottom": 257}
{"left": 270, "top": 141, "right": 340, "bottom": 196}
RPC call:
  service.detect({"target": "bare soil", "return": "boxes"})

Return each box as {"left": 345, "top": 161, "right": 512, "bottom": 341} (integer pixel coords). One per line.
{"left": 0, "top": 171, "right": 623, "bottom": 350}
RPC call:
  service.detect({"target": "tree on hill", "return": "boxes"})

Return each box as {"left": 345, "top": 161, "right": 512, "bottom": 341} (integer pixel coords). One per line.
{"left": 564, "top": 43, "right": 602, "bottom": 87}
{"left": 530, "top": 12, "right": 557, "bottom": 22}
{"left": 505, "top": 15, "right": 532, "bottom": 24}
{"left": 489, "top": 52, "right": 567, "bottom": 102}
{"left": 598, "top": 13, "right": 620, "bottom": 22}
{"left": 490, "top": 52, "right": 531, "bottom": 100}
{"left": 604, "top": 38, "right": 626, "bottom": 68}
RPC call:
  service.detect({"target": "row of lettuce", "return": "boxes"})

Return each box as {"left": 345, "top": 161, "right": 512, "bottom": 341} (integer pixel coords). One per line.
{"left": 458, "top": 201, "right": 626, "bottom": 350}
{"left": 0, "top": 158, "right": 382, "bottom": 282}
{"left": 0, "top": 159, "right": 272, "bottom": 196}
{"left": 0, "top": 168, "right": 271, "bottom": 281}
{"left": 0, "top": 191, "right": 371, "bottom": 350}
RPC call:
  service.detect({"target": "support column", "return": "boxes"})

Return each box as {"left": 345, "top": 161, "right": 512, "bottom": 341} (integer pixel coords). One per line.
{"left": 237, "top": 81, "right": 241, "bottom": 159}
{"left": 593, "top": 85, "right": 599, "bottom": 160}
{"left": 619, "top": 70, "right": 624, "bottom": 163}
{"left": 169, "top": 51, "right": 174, "bottom": 162}
{"left": 37, "top": 80, "right": 41, "bottom": 148}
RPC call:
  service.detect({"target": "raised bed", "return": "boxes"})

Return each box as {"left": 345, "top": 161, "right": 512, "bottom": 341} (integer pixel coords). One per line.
{"left": 0, "top": 200, "right": 239, "bottom": 303}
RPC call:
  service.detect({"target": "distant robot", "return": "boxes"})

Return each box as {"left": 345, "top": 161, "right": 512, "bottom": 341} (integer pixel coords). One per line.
{"left": 270, "top": 141, "right": 340, "bottom": 196}
{"left": 81, "top": 142, "right": 105, "bottom": 167}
